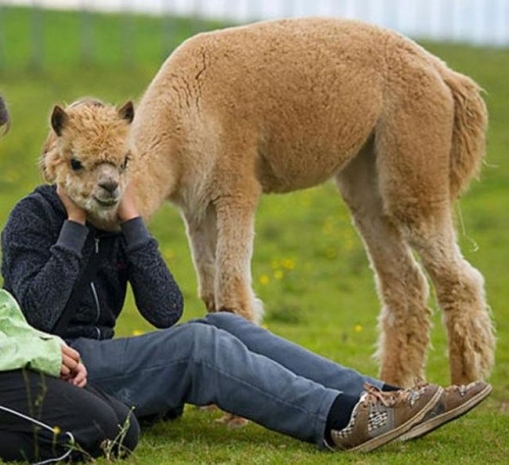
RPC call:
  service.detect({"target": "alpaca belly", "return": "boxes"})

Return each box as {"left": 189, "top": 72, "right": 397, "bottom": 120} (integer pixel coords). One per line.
{"left": 255, "top": 157, "right": 336, "bottom": 194}
{"left": 255, "top": 139, "right": 365, "bottom": 194}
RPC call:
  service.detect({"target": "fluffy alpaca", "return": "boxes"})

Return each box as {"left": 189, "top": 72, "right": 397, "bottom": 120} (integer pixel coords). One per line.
{"left": 40, "top": 17, "right": 495, "bottom": 387}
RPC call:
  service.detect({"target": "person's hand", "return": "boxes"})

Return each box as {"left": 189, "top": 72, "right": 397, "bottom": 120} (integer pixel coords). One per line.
{"left": 66, "top": 362, "right": 88, "bottom": 388}
{"left": 57, "top": 184, "right": 87, "bottom": 225}
{"left": 60, "top": 344, "right": 88, "bottom": 388}
{"left": 117, "top": 183, "right": 140, "bottom": 223}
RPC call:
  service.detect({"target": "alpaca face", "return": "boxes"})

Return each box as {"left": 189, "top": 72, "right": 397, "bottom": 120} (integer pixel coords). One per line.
{"left": 40, "top": 98, "right": 134, "bottom": 229}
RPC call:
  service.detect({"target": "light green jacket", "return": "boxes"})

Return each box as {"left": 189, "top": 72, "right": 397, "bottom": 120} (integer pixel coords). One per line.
{"left": 0, "top": 289, "right": 62, "bottom": 377}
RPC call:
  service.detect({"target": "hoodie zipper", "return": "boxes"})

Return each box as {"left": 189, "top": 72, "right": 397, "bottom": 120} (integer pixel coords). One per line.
{"left": 90, "top": 236, "right": 102, "bottom": 339}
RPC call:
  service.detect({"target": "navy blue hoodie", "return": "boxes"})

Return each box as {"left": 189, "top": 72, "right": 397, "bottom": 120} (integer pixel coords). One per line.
{"left": 1, "top": 184, "right": 183, "bottom": 340}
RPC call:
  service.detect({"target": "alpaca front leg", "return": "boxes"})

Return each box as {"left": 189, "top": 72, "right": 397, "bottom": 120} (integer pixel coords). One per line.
{"left": 182, "top": 206, "right": 218, "bottom": 312}
{"left": 213, "top": 196, "right": 262, "bottom": 323}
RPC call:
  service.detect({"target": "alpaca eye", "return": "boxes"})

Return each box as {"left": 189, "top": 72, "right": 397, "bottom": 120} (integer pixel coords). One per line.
{"left": 70, "top": 159, "right": 83, "bottom": 171}
{"left": 121, "top": 155, "right": 130, "bottom": 171}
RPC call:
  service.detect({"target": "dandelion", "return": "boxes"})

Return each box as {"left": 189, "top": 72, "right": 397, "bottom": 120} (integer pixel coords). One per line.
{"left": 344, "top": 236, "right": 356, "bottom": 251}
{"left": 354, "top": 324, "right": 363, "bottom": 333}
{"left": 281, "top": 258, "right": 295, "bottom": 270}
{"left": 162, "top": 247, "right": 176, "bottom": 260}
{"left": 132, "top": 329, "right": 145, "bottom": 336}
{"left": 53, "top": 426, "right": 61, "bottom": 435}
{"left": 259, "top": 274, "right": 270, "bottom": 285}
{"left": 274, "top": 269, "right": 284, "bottom": 280}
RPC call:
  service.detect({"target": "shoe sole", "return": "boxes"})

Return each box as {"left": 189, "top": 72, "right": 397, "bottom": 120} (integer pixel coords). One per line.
{"left": 348, "top": 387, "right": 444, "bottom": 453}
{"left": 398, "top": 383, "right": 492, "bottom": 442}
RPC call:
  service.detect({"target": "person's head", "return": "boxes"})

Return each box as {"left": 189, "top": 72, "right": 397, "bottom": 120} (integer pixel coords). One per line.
{"left": 0, "top": 95, "right": 10, "bottom": 135}
{"left": 39, "top": 97, "right": 135, "bottom": 230}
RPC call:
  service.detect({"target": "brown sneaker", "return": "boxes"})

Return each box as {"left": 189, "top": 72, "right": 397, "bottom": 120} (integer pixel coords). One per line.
{"left": 329, "top": 383, "right": 443, "bottom": 452}
{"left": 398, "top": 380, "right": 492, "bottom": 441}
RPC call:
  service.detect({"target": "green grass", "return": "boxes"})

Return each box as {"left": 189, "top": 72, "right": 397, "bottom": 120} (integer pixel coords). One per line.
{"left": 0, "top": 6, "right": 508, "bottom": 464}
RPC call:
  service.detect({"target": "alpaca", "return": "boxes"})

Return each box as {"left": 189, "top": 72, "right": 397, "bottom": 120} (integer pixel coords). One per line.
{"left": 40, "top": 17, "right": 495, "bottom": 387}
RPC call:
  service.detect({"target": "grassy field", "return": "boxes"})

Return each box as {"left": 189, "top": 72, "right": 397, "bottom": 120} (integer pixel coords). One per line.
{"left": 0, "top": 6, "right": 508, "bottom": 464}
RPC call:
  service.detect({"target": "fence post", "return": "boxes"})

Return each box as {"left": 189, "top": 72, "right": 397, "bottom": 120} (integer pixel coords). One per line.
{"left": 30, "top": 1, "right": 44, "bottom": 70}
{"left": 80, "top": 0, "right": 94, "bottom": 65}
{"left": 122, "top": 0, "right": 135, "bottom": 68}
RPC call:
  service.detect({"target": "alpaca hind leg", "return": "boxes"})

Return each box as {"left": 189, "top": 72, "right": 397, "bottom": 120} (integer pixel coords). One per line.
{"left": 336, "top": 143, "right": 433, "bottom": 387}
{"left": 409, "top": 222, "right": 495, "bottom": 384}
{"left": 374, "top": 78, "right": 494, "bottom": 384}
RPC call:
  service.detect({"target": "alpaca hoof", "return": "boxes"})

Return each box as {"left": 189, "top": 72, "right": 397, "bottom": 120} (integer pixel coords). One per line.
{"left": 214, "top": 413, "right": 249, "bottom": 429}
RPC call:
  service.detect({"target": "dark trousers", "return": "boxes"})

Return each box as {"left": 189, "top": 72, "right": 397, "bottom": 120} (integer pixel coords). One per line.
{"left": 0, "top": 370, "right": 139, "bottom": 463}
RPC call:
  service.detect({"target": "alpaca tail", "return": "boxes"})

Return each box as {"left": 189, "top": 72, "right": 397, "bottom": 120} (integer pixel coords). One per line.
{"left": 439, "top": 67, "right": 488, "bottom": 198}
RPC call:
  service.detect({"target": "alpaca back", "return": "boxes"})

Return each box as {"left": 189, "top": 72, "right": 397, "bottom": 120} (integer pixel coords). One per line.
{"left": 131, "top": 18, "right": 393, "bottom": 205}
{"left": 132, "top": 17, "right": 486, "bottom": 210}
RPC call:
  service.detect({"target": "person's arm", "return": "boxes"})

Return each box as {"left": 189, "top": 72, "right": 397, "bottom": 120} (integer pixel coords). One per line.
{"left": 118, "top": 186, "right": 184, "bottom": 328}
{"left": 0, "top": 191, "right": 88, "bottom": 332}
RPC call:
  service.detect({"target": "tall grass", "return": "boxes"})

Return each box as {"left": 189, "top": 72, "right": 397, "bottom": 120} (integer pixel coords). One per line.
{"left": 0, "top": 6, "right": 508, "bottom": 464}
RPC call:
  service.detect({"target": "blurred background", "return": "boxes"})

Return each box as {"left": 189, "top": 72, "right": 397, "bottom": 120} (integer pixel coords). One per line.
{"left": 1, "top": 0, "right": 508, "bottom": 71}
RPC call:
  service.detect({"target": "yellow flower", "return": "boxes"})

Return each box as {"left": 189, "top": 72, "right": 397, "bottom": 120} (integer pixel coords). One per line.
{"left": 132, "top": 329, "right": 145, "bottom": 336}
{"left": 274, "top": 270, "right": 284, "bottom": 280}
{"left": 354, "top": 324, "right": 363, "bottom": 333}
{"left": 53, "top": 426, "right": 61, "bottom": 435}
{"left": 281, "top": 258, "right": 295, "bottom": 270}
{"left": 259, "top": 274, "right": 270, "bottom": 285}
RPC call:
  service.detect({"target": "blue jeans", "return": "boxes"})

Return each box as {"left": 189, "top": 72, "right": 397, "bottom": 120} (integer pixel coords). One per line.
{"left": 71, "top": 312, "right": 382, "bottom": 447}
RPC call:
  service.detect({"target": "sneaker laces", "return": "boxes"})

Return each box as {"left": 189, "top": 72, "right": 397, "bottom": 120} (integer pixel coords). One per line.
{"left": 333, "top": 384, "right": 400, "bottom": 440}
{"left": 444, "top": 383, "right": 469, "bottom": 396}
{"left": 363, "top": 383, "right": 422, "bottom": 407}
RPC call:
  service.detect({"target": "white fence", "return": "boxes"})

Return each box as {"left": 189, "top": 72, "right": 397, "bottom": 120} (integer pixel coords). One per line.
{"left": 1, "top": 0, "right": 508, "bottom": 47}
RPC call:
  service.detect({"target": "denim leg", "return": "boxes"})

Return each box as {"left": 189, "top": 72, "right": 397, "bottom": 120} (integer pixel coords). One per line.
{"left": 200, "top": 312, "right": 383, "bottom": 395}
{"left": 71, "top": 323, "right": 339, "bottom": 446}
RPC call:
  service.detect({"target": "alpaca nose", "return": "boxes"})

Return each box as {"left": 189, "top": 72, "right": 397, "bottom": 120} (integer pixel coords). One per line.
{"left": 99, "top": 180, "right": 119, "bottom": 194}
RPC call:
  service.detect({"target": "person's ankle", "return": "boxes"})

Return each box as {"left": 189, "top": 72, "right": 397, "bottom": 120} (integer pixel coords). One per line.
{"left": 382, "top": 383, "right": 401, "bottom": 392}
{"left": 325, "top": 393, "right": 360, "bottom": 443}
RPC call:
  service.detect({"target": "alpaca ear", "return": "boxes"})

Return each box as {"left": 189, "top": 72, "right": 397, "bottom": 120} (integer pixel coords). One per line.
{"left": 118, "top": 101, "right": 134, "bottom": 123}
{"left": 51, "top": 105, "right": 68, "bottom": 136}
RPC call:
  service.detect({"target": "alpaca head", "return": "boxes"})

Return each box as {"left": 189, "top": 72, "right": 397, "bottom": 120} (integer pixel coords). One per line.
{"left": 40, "top": 98, "right": 135, "bottom": 230}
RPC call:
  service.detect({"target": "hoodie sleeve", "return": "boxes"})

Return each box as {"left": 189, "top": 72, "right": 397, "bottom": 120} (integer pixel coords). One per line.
{"left": 1, "top": 192, "right": 89, "bottom": 332}
{"left": 0, "top": 290, "right": 62, "bottom": 377}
{"left": 121, "top": 217, "right": 184, "bottom": 328}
